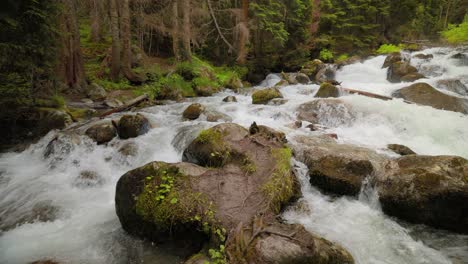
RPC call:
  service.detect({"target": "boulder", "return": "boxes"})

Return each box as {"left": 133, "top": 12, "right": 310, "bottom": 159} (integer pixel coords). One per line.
{"left": 315, "top": 83, "right": 340, "bottom": 98}
{"left": 387, "top": 144, "right": 416, "bottom": 156}
{"left": 183, "top": 103, "right": 205, "bottom": 120}
{"left": 222, "top": 96, "right": 237, "bottom": 103}
{"left": 118, "top": 142, "right": 138, "bottom": 157}
{"left": 413, "top": 53, "right": 434, "bottom": 60}
{"left": 293, "top": 135, "right": 388, "bottom": 196}
{"left": 274, "top": 79, "right": 289, "bottom": 87}
{"left": 117, "top": 114, "right": 151, "bottom": 139}
{"left": 392, "top": 83, "right": 468, "bottom": 114}
{"left": 297, "top": 99, "right": 354, "bottom": 126}
{"left": 450, "top": 53, "right": 468, "bottom": 66}
{"left": 85, "top": 122, "right": 117, "bottom": 144}
{"left": 400, "top": 73, "right": 425, "bottom": 82}
{"left": 252, "top": 88, "right": 283, "bottom": 105}
{"left": 382, "top": 52, "right": 403, "bottom": 68}
{"left": 300, "top": 59, "right": 325, "bottom": 79}
{"left": 280, "top": 72, "right": 298, "bottom": 85}
{"left": 194, "top": 83, "right": 218, "bottom": 97}
{"left": 204, "top": 109, "right": 232, "bottom": 123}
{"left": 86, "top": 83, "right": 107, "bottom": 101}
{"left": 225, "top": 76, "right": 243, "bottom": 90}
{"left": 436, "top": 79, "right": 468, "bottom": 96}
{"left": 295, "top": 73, "right": 310, "bottom": 84}
{"left": 387, "top": 61, "right": 418, "bottom": 83}
{"left": 315, "top": 65, "right": 336, "bottom": 84}
{"left": 376, "top": 155, "right": 468, "bottom": 233}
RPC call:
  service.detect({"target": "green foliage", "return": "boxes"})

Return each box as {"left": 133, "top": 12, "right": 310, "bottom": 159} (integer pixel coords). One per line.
{"left": 336, "top": 54, "right": 350, "bottom": 63}
{"left": 196, "top": 129, "right": 223, "bottom": 144}
{"left": 250, "top": 1, "right": 289, "bottom": 45}
{"left": 319, "top": 49, "right": 334, "bottom": 61}
{"left": 376, "top": 44, "right": 402, "bottom": 54}
{"left": 442, "top": 16, "right": 468, "bottom": 44}
{"left": 207, "top": 245, "right": 226, "bottom": 264}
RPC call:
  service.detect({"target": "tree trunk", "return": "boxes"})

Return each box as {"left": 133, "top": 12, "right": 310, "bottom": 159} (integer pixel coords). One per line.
{"left": 236, "top": 0, "right": 249, "bottom": 64}
{"left": 58, "top": 0, "right": 86, "bottom": 91}
{"left": 172, "top": 0, "right": 180, "bottom": 60}
{"left": 109, "top": 0, "right": 121, "bottom": 81}
{"left": 90, "top": 0, "right": 102, "bottom": 42}
{"left": 180, "top": 0, "right": 192, "bottom": 61}
{"left": 310, "top": 0, "right": 321, "bottom": 42}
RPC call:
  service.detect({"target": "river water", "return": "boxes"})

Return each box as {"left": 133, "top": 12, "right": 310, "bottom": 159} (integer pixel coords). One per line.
{"left": 0, "top": 47, "right": 467, "bottom": 263}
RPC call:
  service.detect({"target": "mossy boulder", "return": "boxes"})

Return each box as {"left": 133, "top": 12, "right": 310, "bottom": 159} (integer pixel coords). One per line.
{"left": 85, "top": 122, "right": 117, "bottom": 144}
{"left": 392, "top": 83, "right": 468, "bottom": 114}
{"left": 182, "top": 103, "right": 205, "bottom": 120}
{"left": 376, "top": 155, "right": 468, "bottom": 233}
{"left": 293, "top": 135, "right": 388, "bottom": 196}
{"left": 117, "top": 114, "right": 151, "bottom": 139}
{"left": 300, "top": 59, "right": 325, "bottom": 79}
{"left": 382, "top": 52, "right": 403, "bottom": 68}
{"left": 315, "top": 83, "right": 340, "bottom": 98}
{"left": 387, "top": 144, "right": 416, "bottom": 156}
{"left": 387, "top": 61, "right": 418, "bottom": 83}
{"left": 252, "top": 88, "right": 283, "bottom": 104}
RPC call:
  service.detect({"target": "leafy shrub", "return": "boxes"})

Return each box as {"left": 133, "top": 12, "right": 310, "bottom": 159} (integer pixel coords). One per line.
{"left": 442, "top": 17, "right": 468, "bottom": 44}
{"left": 376, "top": 44, "right": 401, "bottom": 54}
{"left": 319, "top": 49, "right": 334, "bottom": 61}
{"left": 336, "top": 54, "right": 350, "bottom": 63}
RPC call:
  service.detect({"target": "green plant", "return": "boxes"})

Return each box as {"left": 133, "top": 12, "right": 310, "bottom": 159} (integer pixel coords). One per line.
{"left": 319, "top": 49, "right": 334, "bottom": 61}
{"left": 51, "top": 94, "right": 65, "bottom": 109}
{"left": 376, "top": 44, "right": 401, "bottom": 54}
{"left": 442, "top": 16, "right": 468, "bottom": 44}
{"left": 336, "top": 54, "right": 350, "bottom": 63}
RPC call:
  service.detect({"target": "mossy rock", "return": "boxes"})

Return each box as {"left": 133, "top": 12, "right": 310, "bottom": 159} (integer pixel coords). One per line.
{"left": 183, "top": 103, "right": 205, "bottom": 120}
{"left": 382, "top": 52, "right": 403, "bottom": 68}
{"left": 117, "top": 114, "right": 151, "bottom": 139}
{"left": 85, "top": 122, "right": 117, "bottom": 144}
{"left": 387, "top": 61, "right": 418, "bottom": 83}
{"left": 377, "top": 155, "right": 468, "bottom": 233}
{"left": 252, "top": 88, "right": 283, "bottom": 104}
{"left": 225, "top": 76, "right": 243, "bottom": 90}
{"left": 300, "top": 59, "right": 325, "bottom": 79}
{"left": 115, "top": 162, "right": 211, "bottom": 254}
{"left": 315, "top": 83, "right": 340, "bottom": 98}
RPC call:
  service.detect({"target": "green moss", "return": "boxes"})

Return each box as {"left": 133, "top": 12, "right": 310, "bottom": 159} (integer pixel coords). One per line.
{"left": 252, "top": 88, "right": 282, "bottom": 104}
{"left": 193, "top": 129, "right": 232, "bottom": 168}
{"left": 196, "top": 129, "right": 223, "bottom": 144}
{"left": 319, "top": 49, "right": 334, "bottom": 62}
{"left": 336, "top": 54, "right": 350, "bottom": 63}
{"left": 68, "top": 107, "right": 93, "bottom": 120}
{"left": 376, "top": 44, "right": 401, "bottom": 54}
{"left": 262, "top": 147, "right": 295, "bottom": 213}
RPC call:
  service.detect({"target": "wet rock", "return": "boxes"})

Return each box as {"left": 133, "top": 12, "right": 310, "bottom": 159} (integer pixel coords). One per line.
{"left": 85, "top": 122, "right": 117, "bottom": 144}
{"left": 250, "top": 123, "right": 287, "bottom": 143}
{"left": 376, "top": 155, "right": 468, "bottom": 233}
{"left": 392, "top": 83, "right": 468, "bottom": 114}
{"left": 222, "top": 96, "right": 237, "bottom": 103}
{"left": 297, "top": 99, "right": 354, "bottom": 126}
{"left": 294, "top": 120, "right": 302, "bottom": 128}
{"left": 1, "top": 201, "right": 59, "bottom": 231}
{"left": 436, "top": 79, "right": 468, "bottom": 96}
{"left": 252, "top": 88, "right": 283, "bottom": 105}
{"left": 400, "top": 73, "right": 425, "bottom": 82}
{"left": 300, "top": 59, "right": 325, "bottom": 79}
{"left": 86, "top": 83, "right": 107, "bottom": 101}
{"left": 182, "top": 103, "right": 205, "bottom": 120}
{"left": 268, "top": 98, "right": 288, "bottom": 105}
{"left": 315, "top": 65, "right": 336, "bottom": 84}
{"left": 204, "top": 109, "right": 232, "bottom": 122}
{"left": 450, "top": 53, "right": 468, "bottom": 66}
{"left": 387, "top": 61, "right": 418, "bottom": 83}
{"left": 119, "top": 142, "right": 138, "bottom": 157}
{"left": 295, "top": 73, "right": 310, "bottom": 84}
{"left": 387, "top": 144, "right": 416, "bottom": 156}
{"left": 225, "top": 76, "right": 243, "bottom": 90}
{"left": 315, "top": 83, "right": 340, "bottom": 98}
{"left": 306, "top": 124, "right": 318, "bottom": 131}
{"left": 274, "top": 79, "right": 289, "bottom": 87}
{"left": 117, "top": 114, "right": 151, "bottom": 139}
{"left": 73, "top": 170, "right": 104, "bottom": 188}
{"left": 382, "top": 52, "right": 403, "bottom": 68}
{"left": 413, "top": 53, "right": 434, "bottom": 60}
{"left": 419, "top": 65, "right": 445, "bottom": 77}
{"left": 293, "top": 135, "right": 388, "bottom": 196}
{"left": 281, "top": 72, "right": 298, "bottom": 85}
{"left": 43, "top": 133, "right": 82, "bottom": 160}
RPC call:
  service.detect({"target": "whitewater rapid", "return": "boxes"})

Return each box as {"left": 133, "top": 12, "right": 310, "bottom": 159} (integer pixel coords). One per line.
{"left": 0, "top": 47, "right": 467, "bottom": 264}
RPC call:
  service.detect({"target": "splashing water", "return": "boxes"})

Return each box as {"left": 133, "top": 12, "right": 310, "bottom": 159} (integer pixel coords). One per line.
{"left": 1, "top": 47, "right": 467, "bottom": 263}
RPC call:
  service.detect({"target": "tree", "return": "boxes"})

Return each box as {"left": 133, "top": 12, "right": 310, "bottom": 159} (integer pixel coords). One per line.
{"left": 109, "top": 0, "right": 121, "bottom": 81}
{"left": 236, "top": 0, "right": 249, "bottom": 64}
{"left": 90, "top": 0, "right": 104, "bottom": 42}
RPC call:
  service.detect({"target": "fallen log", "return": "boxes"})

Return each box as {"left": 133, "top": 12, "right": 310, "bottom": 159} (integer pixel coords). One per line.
{"left": 341, "top": 87, "right": 415, "bottom": 104}
{"left": 99, "top": 94, "right": 149, "bottom": 118}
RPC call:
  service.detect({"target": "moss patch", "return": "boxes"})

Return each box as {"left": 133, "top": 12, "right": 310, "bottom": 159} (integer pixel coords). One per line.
{"left": 262, "top": 147, "right": 295, "bottom": 213}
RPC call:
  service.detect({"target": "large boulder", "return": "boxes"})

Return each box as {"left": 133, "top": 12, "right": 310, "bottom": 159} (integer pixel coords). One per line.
{"left": 295, "top": 73, "right": 311, "bottom": 84}
{"left": 297, "top": 99, "right": 354, "bottom": 126}
{"left": 252, "top": 88, "right": 283, "bottom": 105}
{"left": 436, "top": 79, "right": 468, "bottom": 96}
{"left": 292, "top": 135, "right": 388, "bottom": 196}
{"left": 392, "top": 83, "right": 468, "bottom": 114}
{"left": 117, "top": 114, "right": 151, "bottom": 139}
{"left": 116, "top": 123, "right": 354, "bottom": 263}
{"left": 315, "top": 83, "right": 340, "bottom": 98}
{"left": 85, "top": 122, "right": 117, "bottom": 144}
{"left": 382, "top": 52, "right": 403, "bottom": 68}
{"left": 86, "top": 83, "right": 107, "bottom": 101}
{"left": 387, "top": 61, "right": 418, "bottom": 83}
{"left": 376, "top": 155, "right": 468, "bottom": 233}
{"left": 183, "top": 103, "right": 205, "bottom": 120}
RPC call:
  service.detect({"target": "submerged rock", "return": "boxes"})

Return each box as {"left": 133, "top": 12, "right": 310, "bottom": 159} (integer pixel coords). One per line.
{"left": 387, "top": 61, "right": 418, "bottom": 83}
{"left": 376, "top": 155, "right": 468, "bottom": 233}
{"left": 73, "top": 170, "right": 104, "bottom": 188}
{"left": 413, "top": 53, "right": 434, "bottom": 60}
{"left": 118, "top": 142, "right": 138, "bottom": 157}
{"left": 182, "top": 103, "right": 205, "bottom": 120}
{"left": 392, "top": 83, "right": 468, "bottom": 114}
{"left": 252, "top": 88, "right": 283, "bottom": 104}
{"left": 85, "top": 122, "right": 117, "bottom": 144}
{"left": 315, "top": 65, "right": 336, "bottom": 84}
{"left": 436, "top": 79, "right": 468, "bottom": 96}
{"left": 222, "top": 96, "right": 237, "bottom": 103}
{"left": 315, "top": 83, "right": 340, "bottom": 98}
{"left": 387, "top": 144, "right": 416, "bottom": 156}
{"left": 0, "top": 201, "right": 59, "bottom": 232}
{"left": 117, "top": 114, "right": 150, "bottom": 139}
{"left": 450, "top": 53, "right": 468, "bottom": 66}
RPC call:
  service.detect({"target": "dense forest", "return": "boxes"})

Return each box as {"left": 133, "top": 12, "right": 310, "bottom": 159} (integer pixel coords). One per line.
{"left": 0, "top": 0, "right": 466, "bottom": 143}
